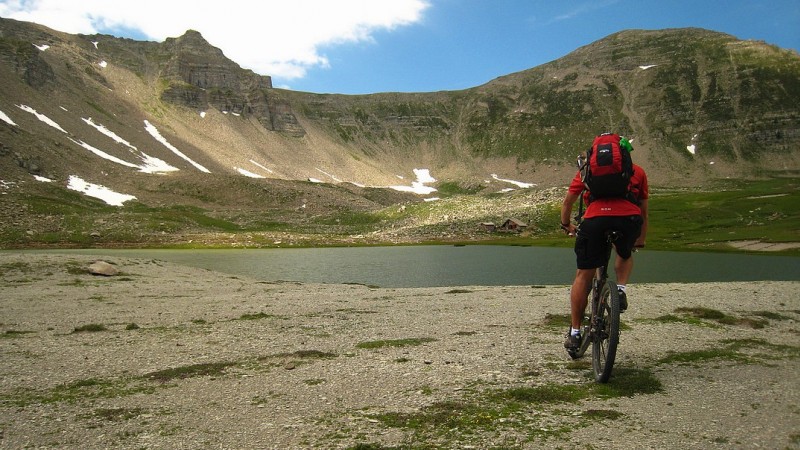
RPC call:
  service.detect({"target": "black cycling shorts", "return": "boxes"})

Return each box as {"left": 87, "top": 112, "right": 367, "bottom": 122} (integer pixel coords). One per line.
{"left": 574, "top": 215, "right": 643, "bottom": 270}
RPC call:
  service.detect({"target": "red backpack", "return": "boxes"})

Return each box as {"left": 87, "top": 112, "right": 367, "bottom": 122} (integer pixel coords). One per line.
{"left": 582, "top": 133, "right": 634, "bottom": 200}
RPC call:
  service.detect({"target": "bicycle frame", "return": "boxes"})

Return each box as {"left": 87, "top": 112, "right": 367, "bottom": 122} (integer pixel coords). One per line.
{"left": 569, "top": 231, "right": 621, "bottom": 383}
{"left": 589, "top": 232, "right": 621, "bottom": 382}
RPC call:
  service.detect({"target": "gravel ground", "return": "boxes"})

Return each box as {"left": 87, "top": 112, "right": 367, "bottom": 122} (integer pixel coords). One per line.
{"left": 0, "top": 253, "right": 798, "bottom": 449}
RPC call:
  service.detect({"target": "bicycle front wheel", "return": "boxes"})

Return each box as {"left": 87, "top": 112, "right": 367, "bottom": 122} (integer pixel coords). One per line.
{"left": 591, "top": 280, "right": 620, "bottom": 383}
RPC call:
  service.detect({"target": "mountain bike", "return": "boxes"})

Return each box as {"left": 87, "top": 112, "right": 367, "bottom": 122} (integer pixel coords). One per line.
{"left": 566, "top": 153, "right": 621, "bottom": 382}
{"left": 566, "top": 230, "right": 622, "bottom": 383}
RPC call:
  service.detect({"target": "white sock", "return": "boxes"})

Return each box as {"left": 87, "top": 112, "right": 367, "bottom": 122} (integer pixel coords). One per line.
{"left": 617, "top": 284, "right": 627, "bottom": 292}
{"left": 571, "top": 328, "right": 581, "bottom": 336}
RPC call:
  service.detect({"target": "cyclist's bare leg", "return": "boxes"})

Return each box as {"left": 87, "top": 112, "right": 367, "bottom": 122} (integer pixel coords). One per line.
{"left": 614, "top": 255, "right": 633, "bottom": 285}
{"left": 570, "top": 268, "right": 595, "bottom": 329}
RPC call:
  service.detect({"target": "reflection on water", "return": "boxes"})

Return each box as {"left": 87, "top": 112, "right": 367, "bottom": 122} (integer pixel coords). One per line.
{"left": 14, "top": 246, "right": 800, "bottom": 288}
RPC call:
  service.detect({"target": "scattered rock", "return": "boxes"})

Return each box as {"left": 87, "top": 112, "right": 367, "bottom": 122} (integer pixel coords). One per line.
{"left": 88, "top": 260, "right": 118, "bottom": 276}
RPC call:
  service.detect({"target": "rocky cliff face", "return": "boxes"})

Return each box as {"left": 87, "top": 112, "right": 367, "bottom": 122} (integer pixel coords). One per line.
{"left": 156, "top": 30, "right": 307, "bottom": 136}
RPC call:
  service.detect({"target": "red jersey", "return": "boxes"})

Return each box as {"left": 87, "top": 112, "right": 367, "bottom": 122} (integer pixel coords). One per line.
{"left": 568, "top": 163, "right": 649, "bottom": 218}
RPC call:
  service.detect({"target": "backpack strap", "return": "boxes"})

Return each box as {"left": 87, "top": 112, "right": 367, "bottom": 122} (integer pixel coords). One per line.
{"left": 576, "top": 188, "right": 586, "bottom": 224}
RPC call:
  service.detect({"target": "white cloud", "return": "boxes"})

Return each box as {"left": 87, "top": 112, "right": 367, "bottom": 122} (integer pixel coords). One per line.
{"left": 548, "top": 0, "right": 621, "bottom": 23}
{"left": 0, "top": 0, "right": 429, "bottom": 82}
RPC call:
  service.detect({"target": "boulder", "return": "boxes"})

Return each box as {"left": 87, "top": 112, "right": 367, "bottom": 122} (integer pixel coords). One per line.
{"left": 88, "top": 260, "right": 118, "bottom": 276}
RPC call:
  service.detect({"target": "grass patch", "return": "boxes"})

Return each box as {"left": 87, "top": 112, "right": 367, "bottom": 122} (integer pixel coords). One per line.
{"left": 356, "top": 337, "right": 437, "bottom": 349}
{"left": 372, "top": 400, "right": 501, "bottom": 431}
{"left": 259, "top": 349, "right": 338, "bottom": 370}
{"left": 723, "top": 337, "right": 800, "bottom": 358}
{"left": 5, "top": 377, "right": 155, "bottom": 407}
{"left": 494, "top": 384, "right": 586, "bottom": 404}
{"left": 65, "top": 262, "right": 87, "bottom": 275}
{"left": 590, "top": 368, "right": 664, "bottom": 397}
{"left": 347, "top": 444, "right": 405, "bottom": 450}
{"left": 542, "top": 313, "right": 571, "bottom": 329}
{"left": 675, "top": 306, "right": 726, "bottom": 320}
{"left": 659, "top": 338, "right": 799, "bottom": 366}
{"left": 2, "top": 329, "right": 36, "bottom": 338}
{"left": 368, "top": 367, "right": 661, "bottom": 443}
{"left": 237, "top": 312, "right": 275, "bottom": 320}
{"left": 453, "top": 331, "right": 477, "bottom": 336}
{"left": 646, "top": 178, "right": 800, "bottom": 253}
{"left": 144, "top": 361, "right": 237, "bottom": 382}
{"left": 645, "top": 313, "right": 717, "bottom": 327}
{"left": 659, "top": 348, "right": 747, "bottom": 365}
{"left": 268, "top": 350, "right": 338, "bottom": 359}
{"left": 674, "top": 307, "right": 769, "bottom": 329}
{"left": 72, "top": 323, "right": 107, "bottom": 333}
{"left": 445, "top": 289, "right": 472, "bottom": 294}
{"left": 0, "top": 261, "right": 32, "bottom": 275}
{"left": 582, "top": 409, "right": 624, "bottom": 420}
{"left": 751, "top": 310, "right": 792, "bottom": 321}
{"left": 92, "top": 407, "right": 146, "bottom": 422}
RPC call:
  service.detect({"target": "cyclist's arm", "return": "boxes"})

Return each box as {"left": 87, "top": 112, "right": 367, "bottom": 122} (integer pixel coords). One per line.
{"left": 635, "top": 198, "right": 648, "bottom": 247}
{"left": 561, "top": 192, "right": 580, "bottom": 235}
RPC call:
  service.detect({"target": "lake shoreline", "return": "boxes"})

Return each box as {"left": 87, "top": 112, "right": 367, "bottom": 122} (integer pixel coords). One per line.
{"left": 6, "top": 246, "right": 800, "bottom": 288}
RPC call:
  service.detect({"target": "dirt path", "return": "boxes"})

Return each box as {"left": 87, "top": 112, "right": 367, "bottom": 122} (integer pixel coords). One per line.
{"left": 1, "top": 253, "right": 798, "bottom": 449}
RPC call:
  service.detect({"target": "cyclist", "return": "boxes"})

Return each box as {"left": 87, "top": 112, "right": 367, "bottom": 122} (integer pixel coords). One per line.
{"left": 560, "top": 135, "right": 649, "bottom": 352}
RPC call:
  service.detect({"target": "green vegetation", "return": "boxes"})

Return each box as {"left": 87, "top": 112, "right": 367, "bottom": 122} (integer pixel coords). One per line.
{"left": 72, "top": 324, "right": 108, "bottom": 333}
{"left": 3, "top": 348, "right": 343, "bottom": 407}
{"left": 2, "top": 329, "right": 36, "bottom": 338}
{"left": 366, "top": 368, "right": 660, "bottom": 444}
{"left": 266, "top": 350, "right": 338, "bottom": 360}
{"left": 356, "top": 337, "right": 437, "bottom": 349}
{"left": 659, "top": 338, "right": 799, "bottom": 366}
{"left": 237, "top": 312, "right": 275, "bottom": 320}
{"left": 673, "top": 307, "right": 769, "bottom": 329}
{"left": 648, "top": 306, "right": 792, "bottom": 329}
{"left": 2, "top": 174, "right": 797, "bottom": 253}
{"left": 646, "top": 178, "right": 800, "bottom": 252}
{"left": 0, "top": 261, "right": 32, "bottom": 275}
{"left": 532, "top": 177, "right": 799, "bottom": 253}
{"left": 435, "top": 182, "right": 484, "bottom": 197}
{"left": 144, "top": 362, "right": 237, "bottom": 382}
{"left": 4, "top": 377, "right": 155, "bottom": 407}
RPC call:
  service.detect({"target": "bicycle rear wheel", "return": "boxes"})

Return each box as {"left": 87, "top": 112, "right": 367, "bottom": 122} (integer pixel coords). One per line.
{"left": 577, "top": 321, "right": 592, "bottom": 358}
{"left": 591, "top": 279, "right": 620, "bottom": 383}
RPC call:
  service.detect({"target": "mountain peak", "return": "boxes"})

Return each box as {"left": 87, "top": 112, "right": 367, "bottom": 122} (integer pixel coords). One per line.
{"left": 174, "top": 29, "right": 209, "bottom": 45}
{"left": 163, "top": 29, "right": 223, "bottom": 58}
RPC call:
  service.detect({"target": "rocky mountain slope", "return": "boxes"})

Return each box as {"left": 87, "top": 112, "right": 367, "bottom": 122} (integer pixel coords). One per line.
{"left": 0, "top": 19, "right": 798, "bottom": 247}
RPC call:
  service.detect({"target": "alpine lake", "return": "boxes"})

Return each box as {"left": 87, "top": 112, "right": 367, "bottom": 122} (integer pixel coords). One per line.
{"left": 17, "top": 245, "right": 800, "bottom": 288}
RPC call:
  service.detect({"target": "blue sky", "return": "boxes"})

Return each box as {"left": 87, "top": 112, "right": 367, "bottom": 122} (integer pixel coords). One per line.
{"left": 1, "top": 0, "right": 798, "bottom": 94}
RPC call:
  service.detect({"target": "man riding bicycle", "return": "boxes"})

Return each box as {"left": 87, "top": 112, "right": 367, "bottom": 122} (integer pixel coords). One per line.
{"left": 560, "top": 133, "right": 649, "bottom": 353}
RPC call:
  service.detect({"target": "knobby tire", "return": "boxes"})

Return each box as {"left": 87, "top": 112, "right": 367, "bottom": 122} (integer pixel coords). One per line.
{"left": 592, "top": 279, "right": 620, "bottom": 383}
{"left": 575, "top": 320, "right": 592, "bottom": 359}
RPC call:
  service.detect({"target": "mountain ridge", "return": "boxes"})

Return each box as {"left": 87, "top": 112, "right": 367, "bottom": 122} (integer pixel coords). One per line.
{"left": 0, "top": 18, "right": 798, "bottom": 247}
{"left": 2, "top": 19, "right": 798, "bottom": 191}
